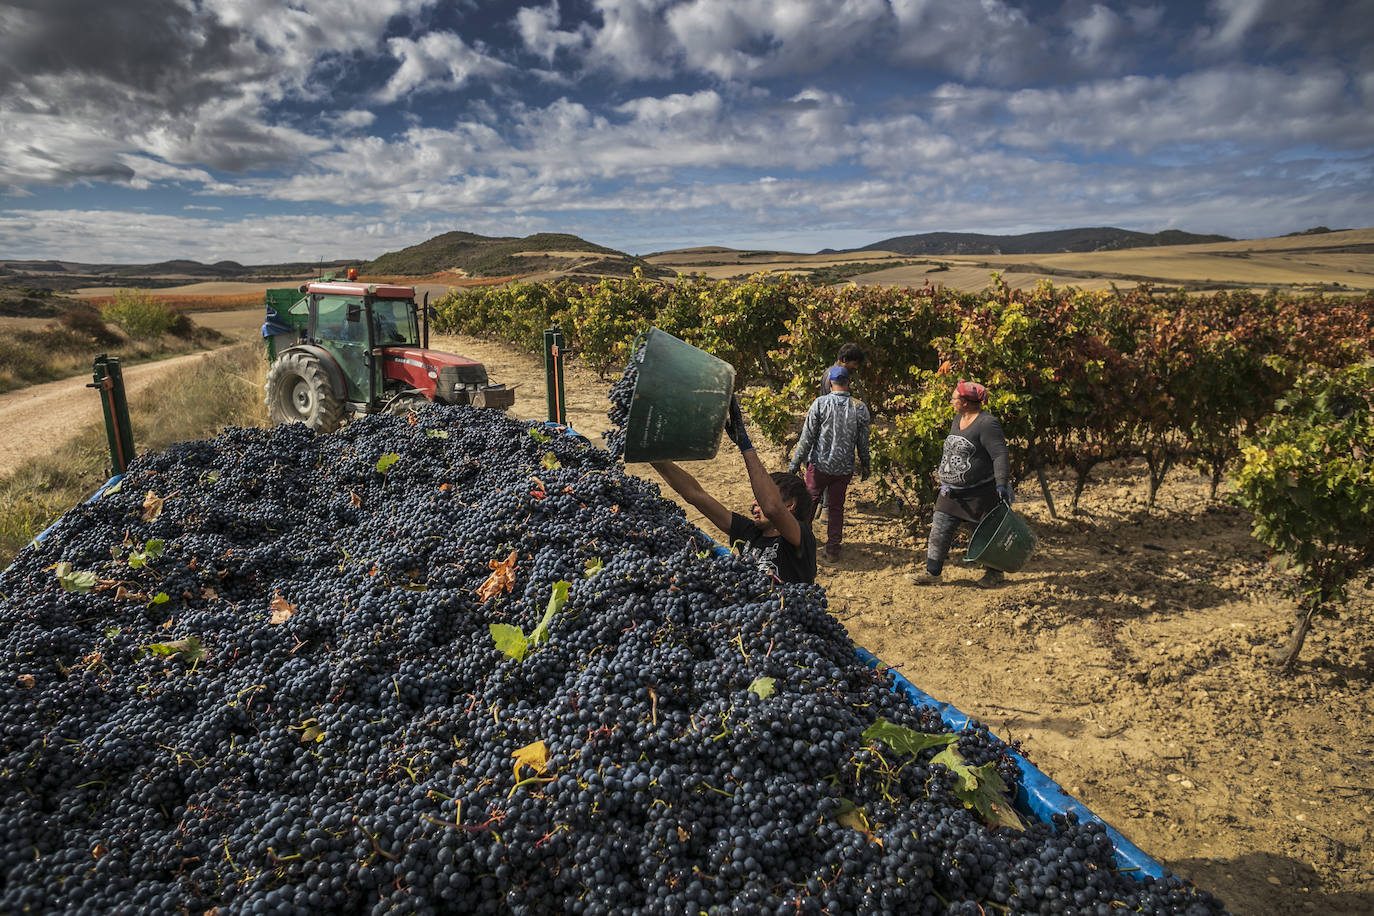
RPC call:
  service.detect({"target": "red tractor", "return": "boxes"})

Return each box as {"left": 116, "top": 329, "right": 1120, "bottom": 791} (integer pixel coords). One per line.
{"left": 262, "top": 279, "right": 514, "bottom": 433}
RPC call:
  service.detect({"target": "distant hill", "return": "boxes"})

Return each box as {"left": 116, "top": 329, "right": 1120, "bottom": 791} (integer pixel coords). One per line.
{"left": 362, "top": 231, "right": 651, "bottom": 278}
{"left": 837, "top": 227, "right": 1233, "bottom": 256}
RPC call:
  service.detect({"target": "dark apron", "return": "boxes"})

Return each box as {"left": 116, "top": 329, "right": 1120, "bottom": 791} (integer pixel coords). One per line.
{"left": 935, "top": 480, "right": 999, "bottom": 524}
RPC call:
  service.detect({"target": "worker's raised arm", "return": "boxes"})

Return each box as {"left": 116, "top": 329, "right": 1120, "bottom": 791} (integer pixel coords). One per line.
{"left": 650, "top": 460, "right": 733, "bottom": 534}
{"left": 740, "top": 447, "right": 802, "bottom": 548}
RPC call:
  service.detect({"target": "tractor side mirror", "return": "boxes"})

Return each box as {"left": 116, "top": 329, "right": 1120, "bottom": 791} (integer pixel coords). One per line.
{"left": 346, "top": 303, "right": 362, "bottom": 323}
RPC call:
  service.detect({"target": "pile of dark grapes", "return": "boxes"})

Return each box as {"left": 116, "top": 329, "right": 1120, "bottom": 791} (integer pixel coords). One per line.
{"left": 0, "top": 406, "right": 1230, "bottom": 915}
{"left": 602, "top": 340, "right": 642, "bottom": 460}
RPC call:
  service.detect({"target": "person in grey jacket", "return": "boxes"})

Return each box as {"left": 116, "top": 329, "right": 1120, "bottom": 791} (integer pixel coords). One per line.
{"left": 910, "top": 379, "right": 1014, "bottom": 588}
{"left": 789, "top": 366, "right": 871, "bottom": 564}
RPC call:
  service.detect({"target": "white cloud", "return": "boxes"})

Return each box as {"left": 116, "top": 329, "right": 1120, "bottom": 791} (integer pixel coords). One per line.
{"left": 581, "top": 0, "right": 678, "bottom": 80}
{"left": 378, "top": 32, "right": 512, "bottom": 102}
{"left": 663, "top": 0, "right": 890, "bottom": 79}
{"left": 1068, "top": 4, "right": 1126, "bottom": 63}
{"left": 516, "top": 2, "right": 587, "bottom": 62}
{"left": 888, "top": 0, "right": 1045, "bottom": 82}
{"left": 1197, "top": 0, "right": 1272, "bottom": 52}
{"left": 337, "top": 110, "right": 378, "bottom": 129}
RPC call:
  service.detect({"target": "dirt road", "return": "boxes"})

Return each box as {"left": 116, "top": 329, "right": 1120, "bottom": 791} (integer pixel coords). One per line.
{"left": 0, "top": 352, "right": 224, "bottom": 476}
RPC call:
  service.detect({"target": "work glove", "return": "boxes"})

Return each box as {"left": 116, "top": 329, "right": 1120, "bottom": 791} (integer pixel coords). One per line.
{"left": 722, "top": 395, "right": 754, "bottom": 452}
{"left": 996, "top": 485, "right": 1014, "bottom": 504}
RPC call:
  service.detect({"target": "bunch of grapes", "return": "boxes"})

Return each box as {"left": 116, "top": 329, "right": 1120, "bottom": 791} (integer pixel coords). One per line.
{"left": 0, "top": 405, "right": 1229, "bottom": 915}
{"left": 602, "top": 342, "right": 643, "bottom": 460}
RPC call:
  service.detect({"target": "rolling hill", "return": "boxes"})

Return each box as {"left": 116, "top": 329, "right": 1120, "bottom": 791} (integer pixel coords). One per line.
{"left": 839, "top": 227, "right": 1233, "bottom": 256}
{"left": 361, "top": 231, "right": 662, "bottom": 279}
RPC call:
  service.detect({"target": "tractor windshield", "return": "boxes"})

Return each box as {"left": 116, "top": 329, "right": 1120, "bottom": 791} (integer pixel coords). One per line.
{"left": 370, "top": 298, "right": 419, "bottom": 347}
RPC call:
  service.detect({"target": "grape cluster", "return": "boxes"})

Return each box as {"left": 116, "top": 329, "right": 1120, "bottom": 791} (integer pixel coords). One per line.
{"left": 0, "top": 406, "right": 1230, "bottom": 915}
{"left": 602, "top": 342, "right": 642, "bottom": 460}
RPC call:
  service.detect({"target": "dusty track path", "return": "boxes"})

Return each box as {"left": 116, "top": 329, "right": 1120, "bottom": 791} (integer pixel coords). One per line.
{"left": 0, "top": 351, "right": 219, "bottom": 476}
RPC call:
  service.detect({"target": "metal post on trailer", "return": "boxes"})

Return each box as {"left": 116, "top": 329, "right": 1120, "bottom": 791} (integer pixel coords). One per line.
{"left": 543, "top": 324, "right": 567, "bottom": 425}
{"left": 87, "top": 354, "right": 135, "bottom": 476}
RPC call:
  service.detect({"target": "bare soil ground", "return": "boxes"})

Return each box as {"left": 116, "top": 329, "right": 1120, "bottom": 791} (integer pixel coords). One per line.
{"left": 428, "top": 331, "right": 1374, "bottom": 916}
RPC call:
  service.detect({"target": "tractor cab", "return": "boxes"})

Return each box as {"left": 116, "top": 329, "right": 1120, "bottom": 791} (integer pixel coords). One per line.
{"left": 263, "top": 279, "right": 514, "bottom": 432}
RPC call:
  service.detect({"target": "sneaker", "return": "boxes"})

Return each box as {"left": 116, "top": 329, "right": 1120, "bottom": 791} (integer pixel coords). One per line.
{"left": 978, "top": 568, "right": 1006, "bottom": 589}
{"left": 904, "top": 571, "right": 941, "bottom": 586}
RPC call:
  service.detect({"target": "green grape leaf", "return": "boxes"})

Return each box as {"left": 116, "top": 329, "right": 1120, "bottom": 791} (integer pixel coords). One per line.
{"left": 932, "top": 746, "right": 1026, "bottom": 831}
{"left": 426, "top": 429, "right": 449, "bottom": 438}
{"left": 748, "top": 677, "right": 776, "bottom": 699}
{"left": 583, "top": 557, "right": 604, "bottom": 579}
{"left": 834, "top": 799, "right": 881, "bottom": 845}
{"left": 54, "top": 562, "right": 98, "bottom": 594}
{"left": 141, "top": 637, "right": 205, "bottom": 664}
{"left": 541, "top": 452, "right": 561, "bottom": 470}
{"left": 532, "top": 580, "right": 571, "bottom": 645}
{"left": 528, "top": 428, "right": 551, "bottom": 444}
{"left": 862, "top": 718, "right": 959, "bottom": 755}
{"left": 149, "top": 592, "right": 170, "bottom": 606}
{"left": 489, "top": 623, "right": 529, "bottom": 662}
{"left": 375, "top": 453, "right": 401, "bottom": 474}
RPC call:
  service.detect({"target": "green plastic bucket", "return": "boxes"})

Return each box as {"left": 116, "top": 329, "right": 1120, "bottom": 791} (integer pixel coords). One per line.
{"left": 964, "top": 501, "right": 1037, "bottom": 572}
{"left": 624, "top": 328, "right": 735, "bottom": 462}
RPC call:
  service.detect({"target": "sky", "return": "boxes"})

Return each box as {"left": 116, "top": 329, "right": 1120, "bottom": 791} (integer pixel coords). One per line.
{"left": 0, "top": 0, "right": 1371, "bottom": 264}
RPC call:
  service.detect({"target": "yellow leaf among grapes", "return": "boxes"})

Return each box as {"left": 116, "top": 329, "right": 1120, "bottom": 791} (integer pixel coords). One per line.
{"left": 269, "top": 593, "right": 297, "bottom": 624}
{"left": 142, "top": 491, "right": 167, "bottom": 521}
{"left": 476, "top": 550, "right": 519, "bottom": 602}
{"left": 512, "top": 740, "right": 550, "bottom": 781}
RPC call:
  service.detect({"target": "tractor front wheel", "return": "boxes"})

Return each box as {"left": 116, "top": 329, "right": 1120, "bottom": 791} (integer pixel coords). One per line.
{"left": 385, "top": 392, "right": 431, "bottom": 417}
{"left": 266, "top": 352, "right": 345, "bottom": 433}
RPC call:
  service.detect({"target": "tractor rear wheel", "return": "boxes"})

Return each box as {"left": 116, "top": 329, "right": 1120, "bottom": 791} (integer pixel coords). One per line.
{"left": 266, "top": 351, "right": 345, "bottom": 433}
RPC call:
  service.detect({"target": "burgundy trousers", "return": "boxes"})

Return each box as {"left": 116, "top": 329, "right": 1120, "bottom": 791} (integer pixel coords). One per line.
{"left": 805, "top": 464, "right": 852, "bottom": 558}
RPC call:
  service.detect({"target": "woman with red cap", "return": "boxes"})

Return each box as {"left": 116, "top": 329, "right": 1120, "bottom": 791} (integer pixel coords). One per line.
{"left": 910, "top": 379, "right": 1014, "bottom": 587}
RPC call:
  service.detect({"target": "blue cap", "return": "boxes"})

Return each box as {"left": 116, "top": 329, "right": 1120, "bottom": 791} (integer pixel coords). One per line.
{"left": 827, "top": 366, "right": 850, "bottom": 383}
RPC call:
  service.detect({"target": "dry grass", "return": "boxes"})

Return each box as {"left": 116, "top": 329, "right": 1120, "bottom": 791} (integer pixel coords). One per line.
{"left": 0, "top": 344, "right": 268, "bottom": 568}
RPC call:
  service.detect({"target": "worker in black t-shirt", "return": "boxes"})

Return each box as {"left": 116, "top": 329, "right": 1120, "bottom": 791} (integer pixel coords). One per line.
{"left": 651, "top": 397, "right": 817, "bottom": 584}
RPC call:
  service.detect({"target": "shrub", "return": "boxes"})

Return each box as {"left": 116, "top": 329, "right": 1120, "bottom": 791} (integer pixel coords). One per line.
{"left": 1230, "top": 359, "right": 1374, "bottom": 669}
{"left": 101, "top": 289, "right": 177, "bottom": 339}
{"left": 58, "top": 303, "right": 123, "bottom": 346}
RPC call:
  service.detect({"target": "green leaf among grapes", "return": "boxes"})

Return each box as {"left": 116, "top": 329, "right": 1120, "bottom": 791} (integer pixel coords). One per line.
{"left": 141, "top": 637, "right": 206, "bottom": 664}
{"left": 532, "top": 580, "right": 570, "bottom": 645}
{"left": 528, "top": 428, "right": 551, "bottom": 444}
{"left": 583, "top": 557, "right": 604, "bottom": 579}
{"left": 128, "top": 538, "right": 165, "bottom": 569}
{"left": 862, "top": 718, "right": 959, "bottom": 755}
{"left": 748, "top": 677, "right": 776, "bottom": 699}
{"left": 54, "top": 562, "right": 98, "bottom": 594}
{"left": 426, "top": 429, "right": 449, "bottom": 438}
{"left": 541, "top": 452, "right": 561, "bottom": 470}
{"left": 149, "top": 592, "right": 170, "bottom": 606}
{"left": 931, "top": 745, "right": 1026, "bottom": 831}
{"left": 489, "top": 623, "right": 529, "bottom": 662}
{"left": 375, "top": 453, "right": 401, "bottom": 474}
{"left": 834, "top": 799, "right": 881, "bottom": 845}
